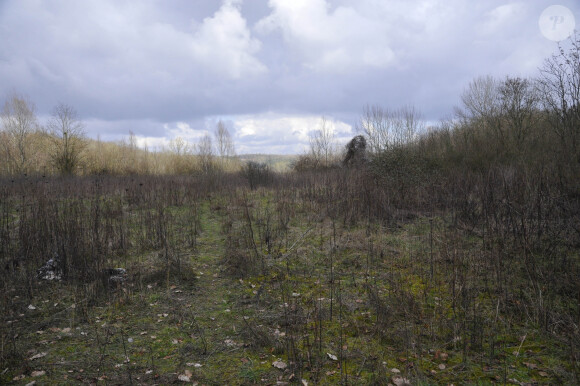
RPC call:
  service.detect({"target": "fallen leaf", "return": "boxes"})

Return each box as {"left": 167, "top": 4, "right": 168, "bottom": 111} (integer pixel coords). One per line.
{"left": 25, "top": 381, "right": 36, "bottom": 386}
{"left": 273, "top": 360, "right": 287, "bottom": 370}
{"left": 538, "top": 371, "right": 548, "bottom": 377}
{"left": 391, "top": 368, "right": 401, "bottom": 373}
{"left": 327, "top": 353, "right": 338, "bottom": 361}
{"left": 438, "top": 364, "right": 446, "bottom": 370}
{"left": 28, "top": 305, "right": 37, "bottom": 310}
{"left": 29, "top": 352, "right": 47, "bottom": 361}
{"left": 30, "top": 370, "right": 45, "bottom": 377}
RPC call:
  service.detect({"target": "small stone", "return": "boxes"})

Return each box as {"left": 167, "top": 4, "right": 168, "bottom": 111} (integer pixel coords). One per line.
{"left": 273, "top": 360, "right": 287, "bottom": 370}
{"left": 391, "top": 375, "right": 412, "bottom": 386}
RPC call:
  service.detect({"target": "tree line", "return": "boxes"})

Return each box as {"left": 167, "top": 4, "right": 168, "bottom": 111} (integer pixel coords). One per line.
{"left": 297, "top": 32, "right": 579, "bottom": 191}
{"left": 2, "top": 33, "right": 579, "bottom": 180}
{"left": 0, "top": 97, "right": 238, "bottom": 176}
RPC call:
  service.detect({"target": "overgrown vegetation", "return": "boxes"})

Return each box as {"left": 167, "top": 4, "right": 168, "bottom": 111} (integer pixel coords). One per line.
{"left": 1, "top": 33, "right": 579, "bottom": 385}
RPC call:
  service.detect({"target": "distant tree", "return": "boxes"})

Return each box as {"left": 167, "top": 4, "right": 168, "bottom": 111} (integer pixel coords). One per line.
{"left": 358, "top": 104, "right": 388, "bottom": 153}
{"left": 214, "top": 120, "right": 236, "bottom": 170}
{"left": 169, "top": 136, "right": 191, "bottom": 156}
{"left": 498, "top": 76, "right": 540, "bottom": 148}
{"left": 47, "top": 103, "right": 86, "bottom": 175}
{"left": 197, "top": 133, "right": 215, "bottom": 174}
{"left": 456, "top": 76, "right": 500, "bottom": 123}
{"left": 536, "top": 32, "right": 580, "bottom": 162}
{"left": 397, "top": 105, "right": 424, "bottom": 147}
{"left": 1, "top": 93, "right": 38, "bottom": 174}
{"left": 309, "top": 116, "right": 335, "bottom": 167}
{"left": 243, "top": 161, "right": 273, "bottom": 190}
{"left": 358, "top": 104, "right": 423, "bottom": 153}
{"left": 168, "top": 136, "right": 194, "bottom": 174}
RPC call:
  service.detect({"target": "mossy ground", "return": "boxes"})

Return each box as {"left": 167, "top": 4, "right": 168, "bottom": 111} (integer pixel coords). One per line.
{"left": 1, "top": 188, "right": 577, "bottom": 385}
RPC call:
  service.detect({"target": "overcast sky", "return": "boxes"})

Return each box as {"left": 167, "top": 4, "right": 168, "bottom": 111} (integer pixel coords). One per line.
{"left": 1, "top": 0, "right": 578, "bottom": 154}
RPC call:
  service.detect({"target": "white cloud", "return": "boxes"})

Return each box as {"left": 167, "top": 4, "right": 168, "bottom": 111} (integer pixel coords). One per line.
{"left": 479, "top": 3, "right": 525, "bottom": 36}
{"left": 256, "top": 0, "right": 395, "bottom": 72}
{"left": 191, "top": 0, "right": 267, "bottom": 79}
{"left": 165, "top": 121, "right": 210, "bottom": 143}
{"left": 135, "top": 136, "right": 169, "bottom": 150}
{"left": 231, "top": 113, "right": 354, "bottom": 154}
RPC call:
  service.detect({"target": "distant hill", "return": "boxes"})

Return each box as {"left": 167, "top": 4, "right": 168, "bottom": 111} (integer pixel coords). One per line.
{"left": 237, "top": 154, "right": 298, "bottom": 172}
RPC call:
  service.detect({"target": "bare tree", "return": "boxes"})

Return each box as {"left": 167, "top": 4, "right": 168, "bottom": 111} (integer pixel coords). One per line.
{"left": 197, "top": 133, "right": 214, "bottom": 174}
{"left": 454, "top": 75, "right": 515, "bottom": 151}
{"left": 214, "top": 120, "right": 236, "bottom": 170}
{"left": 1, "top": 93, "right": 38, "bottom": 174}
{"left": 357, "top": 104, "right": 423, "bottom": 153}
{"left": 309, "top": 116, "right": 335, "bottom": 167}
{"left": 498, "top": 76, "right": 540, "bottom": 147}
{"left": 457, "top": 76, "right": 500, "bottom": 122}
{"left": 169, "top": 136, "right": 191, "bottom": 156}
{"left": 358, "top": 105, "right": 389, "bottom": 154}
{"left": 536, "top": 32, "right": 580, "bottom": 160}
{"left": 47, "top": 103, "right": 86, "bottom": 175}
{"left": 399, "top": 105, "right": 424, "bottom": 146}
